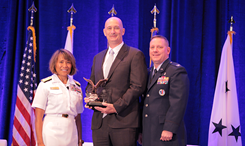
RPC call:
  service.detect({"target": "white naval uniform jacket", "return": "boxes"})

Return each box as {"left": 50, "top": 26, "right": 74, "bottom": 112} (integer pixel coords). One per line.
{"left": 32, "top": 74, "right": 83, "bottom": 146}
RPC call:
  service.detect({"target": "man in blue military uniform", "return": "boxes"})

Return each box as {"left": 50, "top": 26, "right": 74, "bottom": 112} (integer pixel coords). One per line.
{"left": 141, "top": 35, "right": 189, "bottom": 146}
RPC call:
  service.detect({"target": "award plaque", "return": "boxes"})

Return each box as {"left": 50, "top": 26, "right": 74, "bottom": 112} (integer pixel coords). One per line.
{"left": 83, "top": 77, "right": 108, "bottom": 108}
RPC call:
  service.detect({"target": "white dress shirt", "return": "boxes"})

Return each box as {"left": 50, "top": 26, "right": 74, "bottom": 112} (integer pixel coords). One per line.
{"left": 103, "top": 42, "right": 124, "bottom": 79}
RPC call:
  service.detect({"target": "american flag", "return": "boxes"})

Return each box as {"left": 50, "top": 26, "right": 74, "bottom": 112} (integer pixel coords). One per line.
{"left": 12, "top": 26, "right": 37, "bottom": 146}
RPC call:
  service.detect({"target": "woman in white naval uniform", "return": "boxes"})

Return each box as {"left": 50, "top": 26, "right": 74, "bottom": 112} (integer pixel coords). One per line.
{"left": 32, "top": 49, "right": 84, "bottom": 146}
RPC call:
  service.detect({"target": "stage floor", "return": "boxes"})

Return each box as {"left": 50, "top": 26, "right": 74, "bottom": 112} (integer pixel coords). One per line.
{"left": 84, "top": 142, "right": 199, "bottom": 146}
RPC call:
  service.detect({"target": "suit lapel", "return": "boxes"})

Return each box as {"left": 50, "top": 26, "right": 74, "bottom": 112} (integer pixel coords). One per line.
{"left": 107, "top": 44, "right": 129, "bottom": 80}
{"left": 99, "top": 49, "right": 108, "bottom": 80}
{"left": 147, "top": 67, "right": 153, "bottom": 87}
{"left": 147, "top": 59, "right": 170, "bottom": 91}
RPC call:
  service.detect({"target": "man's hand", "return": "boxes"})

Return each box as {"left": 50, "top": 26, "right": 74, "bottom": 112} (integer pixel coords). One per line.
{"left": 84, "top": 97, "right": 92, "bottom": 109}
{"left": 160, "top": 130, "right": 173, "bottom": 141}
{"left": 94, "top": 103, "right": 117, "bottom": 114}
{"left": 137, "top": 133, "right": 142, "bottom": 145}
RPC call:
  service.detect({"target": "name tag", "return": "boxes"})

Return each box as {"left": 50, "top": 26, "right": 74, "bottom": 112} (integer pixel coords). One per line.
{"left": 50, "top": 87, "right": 59, "bottom": 90}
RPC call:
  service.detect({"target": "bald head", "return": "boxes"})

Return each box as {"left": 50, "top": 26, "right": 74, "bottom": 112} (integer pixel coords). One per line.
{"left": 104, "top": 17, "right": 124, "bottom": 28}
{"left": 103, "top": 17, "right": 125, "bottom": 48}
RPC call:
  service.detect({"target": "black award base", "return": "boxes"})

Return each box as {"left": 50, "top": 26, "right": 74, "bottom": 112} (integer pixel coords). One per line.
{"left": 87, "top": 101, "right": 106, "bottom": 108}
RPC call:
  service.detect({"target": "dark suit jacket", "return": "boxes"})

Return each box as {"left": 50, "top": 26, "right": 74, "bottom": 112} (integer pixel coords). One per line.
{"left": 142, "top": 59, "right": 189, "bottom": 146}
{"left": 88, "top": 43, "right": 147, "bottom": 130}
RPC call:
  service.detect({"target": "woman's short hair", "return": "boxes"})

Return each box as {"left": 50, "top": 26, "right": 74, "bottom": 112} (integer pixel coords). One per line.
{"left": 49, "top": 49, "right": 77, "bottom": 75}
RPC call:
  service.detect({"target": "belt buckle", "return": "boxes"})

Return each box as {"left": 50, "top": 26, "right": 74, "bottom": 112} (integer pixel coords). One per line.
{"left": 62, "top": 114, "right": 68, "bottom": 118}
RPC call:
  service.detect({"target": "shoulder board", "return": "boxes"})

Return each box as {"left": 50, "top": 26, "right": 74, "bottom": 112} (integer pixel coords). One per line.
{"left": 41, "top": 76, "right": 52, "bottom": 83}
{"left": 74, "top": 80, "right": 81, "bottom": 87}
{"left": 170, "top": 61, "right": 182, "bottom": 67}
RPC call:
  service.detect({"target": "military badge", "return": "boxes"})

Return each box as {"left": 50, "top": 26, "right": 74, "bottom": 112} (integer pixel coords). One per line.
{"left": 159, "top": 89, "right": 165, "bottom": 96}
{"left": 75, "top": 87, "right": 82, "bottom": 93}
{"left": 70, "top": 84, "right": 75, "bottom": 91}
{"left": 157, "top": 76, "right": 169, "bottom": 84}
{"left": 70, "top": 84, "right": 81, "bottom": 93}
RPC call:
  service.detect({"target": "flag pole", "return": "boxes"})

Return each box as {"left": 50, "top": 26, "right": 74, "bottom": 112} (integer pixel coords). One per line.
{"left": 67, "top": 4, "right": 77, "bottom": 41}
{"left": 107, "top": 5, "right": 117, "bottom": 48}
{"left": 229, "top": 16, "right": 235, "bottom": 32}
{"left": 150, "top": 4, "right": 160, "bottom": 33}
{"left": 65, "top": 4, "right": 76, "bottom": 54}
{"left": 150, "top": 4, "right": 160, "bottom": 67}
{"left": 28, "top": 2, "right": 37, "bottom": 26}
{"left": 27, "top": 2, "right": 37, "bottom": 62}
{"left": 228, "top": 16, "right": 236, "bottom": 44}
{"left": 108, "top": 5, "right": 117, "bottom": 17}
{"left": 67, "top": 3, "right": 77, "bottom": 27}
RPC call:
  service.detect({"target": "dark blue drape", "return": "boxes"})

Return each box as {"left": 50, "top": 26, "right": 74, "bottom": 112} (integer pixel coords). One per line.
{"left": 1, "top": 0, "right": 245, "bottom": 145}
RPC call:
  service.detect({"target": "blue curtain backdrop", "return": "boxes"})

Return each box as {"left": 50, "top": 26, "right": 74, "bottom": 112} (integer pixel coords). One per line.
{"left": 1, "top": 0, "right": 245, "bottom": 145}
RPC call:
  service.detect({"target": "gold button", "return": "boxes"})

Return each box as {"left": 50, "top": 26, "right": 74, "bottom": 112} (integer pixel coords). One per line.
{"left": 145, "top": 114, "right": 148, "bottom": 117}
{"left": 146, "top": 94, "right": 149, "bottom": 97}
{"left": 145, "top": 104, "right": 148, "bottom": 107}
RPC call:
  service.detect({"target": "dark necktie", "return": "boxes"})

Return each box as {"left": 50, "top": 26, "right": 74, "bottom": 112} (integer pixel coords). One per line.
{"left": 152, "top": 69, "right": 157, "bottom": 79}
{"left": 150, "top": 69, "right": 157, "bottom": 83}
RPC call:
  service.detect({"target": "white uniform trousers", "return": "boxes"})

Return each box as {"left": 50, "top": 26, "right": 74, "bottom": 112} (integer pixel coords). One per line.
{"left": 42, "top": 114, "right": 78, "bottom": 146}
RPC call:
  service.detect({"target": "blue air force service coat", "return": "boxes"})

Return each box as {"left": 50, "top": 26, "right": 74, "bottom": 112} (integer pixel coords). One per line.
{"left": 142, "top": 59, "right": 189, "bottom": 146}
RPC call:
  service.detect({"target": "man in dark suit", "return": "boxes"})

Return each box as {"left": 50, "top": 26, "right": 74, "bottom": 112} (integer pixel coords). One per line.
{"left": 84, "top": 17, "right": 147, "bottom": 146}
{"left": 141, "top": 35, "right": 189, "bottom": 146}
